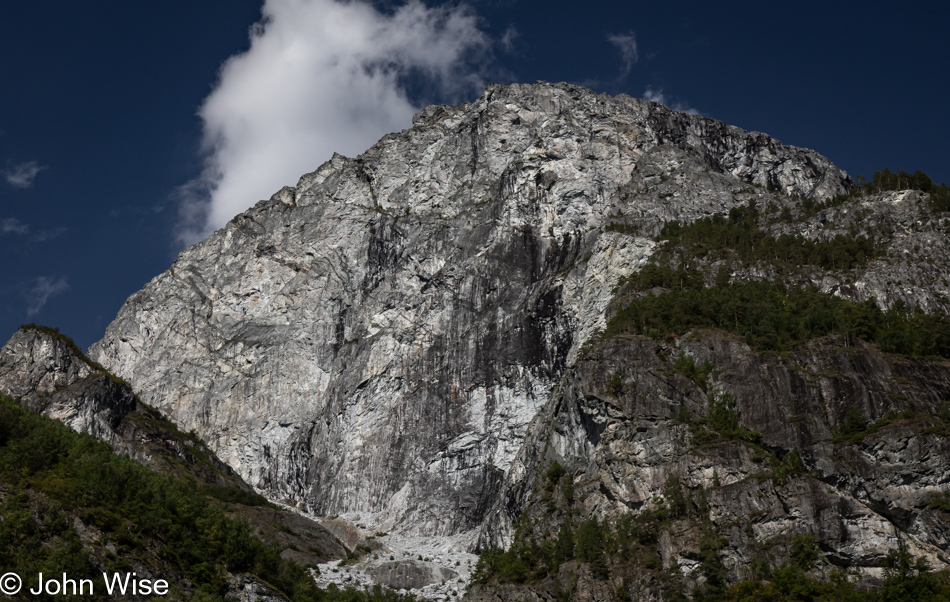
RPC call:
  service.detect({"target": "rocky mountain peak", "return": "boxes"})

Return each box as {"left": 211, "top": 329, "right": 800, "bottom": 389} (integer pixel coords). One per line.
{"left": 1, "top": 326, "right": 131, "bottom": 444}
{"left": 0, "top": 325, "right": 252, "bottom": 490}
{"left": 87, "top": 82, "right": 852, "bottom": 544}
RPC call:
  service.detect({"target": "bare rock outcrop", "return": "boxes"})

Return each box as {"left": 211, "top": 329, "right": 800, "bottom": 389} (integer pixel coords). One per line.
{"left": 87, "top": 82, "right": 850, "bottom": 539}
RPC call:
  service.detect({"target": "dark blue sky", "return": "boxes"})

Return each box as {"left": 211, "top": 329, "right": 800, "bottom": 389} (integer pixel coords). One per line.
{"left": 2, "top": 1, "right": 948, "bottom": 349}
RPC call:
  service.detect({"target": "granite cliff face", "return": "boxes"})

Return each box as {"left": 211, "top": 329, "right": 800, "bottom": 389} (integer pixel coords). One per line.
{"left": 0, "top": 324, "right": 350, "bottom": 601}
{"left": 88, "top": 82, "right": 852, "bottom": 541}
{"left": 76, "top": 81, "right": 950, "bottom": 598}
{"left": 472, "top": 331, "right": 950, "bottom": 595}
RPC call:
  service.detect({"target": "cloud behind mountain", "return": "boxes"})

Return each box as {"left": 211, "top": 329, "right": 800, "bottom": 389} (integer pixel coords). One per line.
{"left": 177, "top": 0, "right": 490, "bottom": 245}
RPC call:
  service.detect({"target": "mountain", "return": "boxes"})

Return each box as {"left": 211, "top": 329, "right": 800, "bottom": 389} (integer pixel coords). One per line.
{"left": 87, "top": 82, "right": 848, "bottom": 530}
{"left": 0, "top": 324, "right": 254, "bottom": 488}
{"left": 74, "top": 81, "right": 950, "bottom": 598}
{"left": 0, "top": 325, "right": 352, "bottom": 600}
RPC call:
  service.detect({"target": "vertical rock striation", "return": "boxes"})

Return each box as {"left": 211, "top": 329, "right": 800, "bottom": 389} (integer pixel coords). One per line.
{"left": 89, "top": 82, "right": 850, "bottom": 538}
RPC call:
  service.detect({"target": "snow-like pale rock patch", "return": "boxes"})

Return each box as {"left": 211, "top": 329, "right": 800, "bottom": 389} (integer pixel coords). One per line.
{"left": 275, "top": 504, "right": 479, "bottom": 601}
{"left": 312, "top": 531, "right": 479, "bottom": 601}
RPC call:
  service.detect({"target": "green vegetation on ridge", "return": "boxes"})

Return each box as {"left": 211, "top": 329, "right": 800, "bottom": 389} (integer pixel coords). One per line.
{"left": 607, "top": 281, "right": 950, "bottom": 358}
{"left": 856, "top": 168, "right": 950, "bottom": 212}
{"left": 652, "top": 202, "right": 878, "bottom": 273}
{"left": 0, "top": 393, "right": 411, "bottom": 602}
{"left": 790, "top": 167, "right": 950, "bottom": 218}
{"left": 474, "top": 467, "right": 950, "bottom": 601}
{"left": 602, "top": 198, "right": 950, "bottom": 358}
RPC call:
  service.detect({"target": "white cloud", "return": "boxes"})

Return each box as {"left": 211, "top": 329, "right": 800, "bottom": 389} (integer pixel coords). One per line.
{"left": 32, "top": 227, "right": 67, "bottom": 243}
{"left": 643, "top": 86, "right": 701, "bottom": 116}
{"left": 500, "top": 25, "right": 519, "bottom": 53}
{"left": 3, "top": 161, "right": 46, "bottom": 189}
{"left": 643, "top": 87, "right": 666, "bottom": 104}
{"left": 607, "top": 32, "right": 638, "bottom": 78}
{"left": 178, "top": 0, "right": 491, "bottom": 245}
{"left": 1, "top": 218, "right": 28, "bottom": 235}
{"left": 23, "top": 276, "right": 69, "bottom": 318}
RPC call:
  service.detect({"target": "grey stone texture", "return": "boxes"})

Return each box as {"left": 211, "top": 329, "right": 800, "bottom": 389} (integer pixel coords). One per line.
{"left": 88, "top": 82, "right": 853, "bottom": 542}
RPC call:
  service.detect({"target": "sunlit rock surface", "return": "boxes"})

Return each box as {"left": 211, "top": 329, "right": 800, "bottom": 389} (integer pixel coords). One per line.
{"left": 89, "top": 82, "right": 852, "bottom": 538}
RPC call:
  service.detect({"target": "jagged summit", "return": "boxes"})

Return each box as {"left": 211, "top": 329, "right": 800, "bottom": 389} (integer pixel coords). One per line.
{"left": 81, "top": 81, "right": 950, "bottom": 595}
{"left": 88, "top": 82, "right": 849, "bottom": 538}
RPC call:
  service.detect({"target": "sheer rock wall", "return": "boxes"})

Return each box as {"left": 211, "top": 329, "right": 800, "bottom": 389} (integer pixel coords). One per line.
{"left": 89, "top": 82, "right": 850, "bottom": 537}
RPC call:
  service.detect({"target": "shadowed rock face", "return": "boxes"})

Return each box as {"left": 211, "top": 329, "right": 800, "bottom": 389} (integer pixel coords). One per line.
{"left": 0, "top": 328, "right": 131, "bottom": 444}
{"left": 87, "top": 82, "right": 851, "bottom": 538}
{"left": 0, "top": 326, "right": 251, "bottom": 488}
{"left": 478, "top": 330, "right": 950, "bottom": 594}
{"left": 0, "top": 326, "right": 349, "bottom": 573}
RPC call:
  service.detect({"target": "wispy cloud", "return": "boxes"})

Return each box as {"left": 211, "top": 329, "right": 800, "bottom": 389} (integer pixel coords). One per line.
{"left": 31, "top": 227, "right": 67, "bottom": 243}
{"left": 607, "top": 32, "right": 638, "bottom": 78}
{"left": 3, "top": 161, "right": 47, "bottom": 189}
{"left": 0, "top": 218, "right": 67, "bottom": 244}
{"left": 23, "top": 276, "right": 69, "bottom": 318}
{"left": 1, "top": 217, "right": 28, "bottom": 235}
{"left": 643, "top": 86, "right": 702, "bottom": 116}
{"left": 500, "top": 25, "right": 519, "bottom": 53}
{"left": 109, "top": 203, "right": 166, "bottom": 219}
{"left": 177, "top": 0, "right": 491, "bottom": 246}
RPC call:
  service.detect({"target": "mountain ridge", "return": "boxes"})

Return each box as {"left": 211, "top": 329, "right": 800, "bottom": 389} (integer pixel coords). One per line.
{"left": 87, "top": 81, "right": 850, "bottom": 538}
{"left": 61, "top": 81, "right": 950, "bottom": 598}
